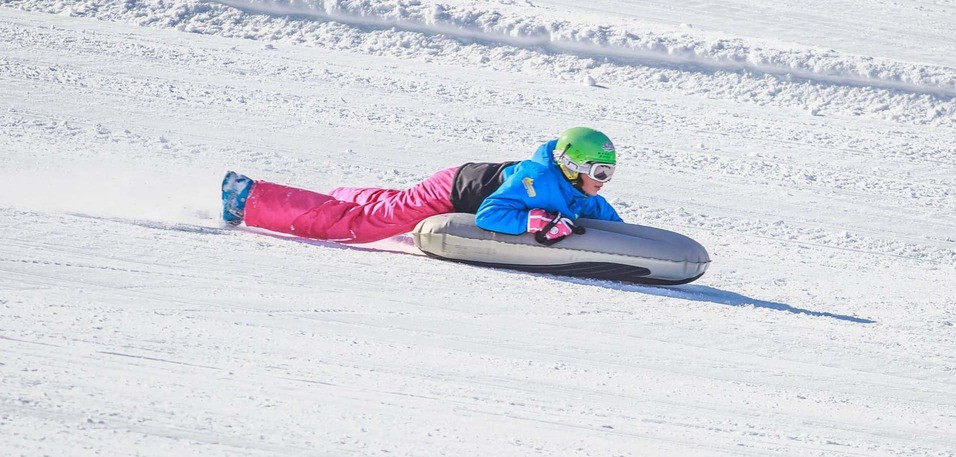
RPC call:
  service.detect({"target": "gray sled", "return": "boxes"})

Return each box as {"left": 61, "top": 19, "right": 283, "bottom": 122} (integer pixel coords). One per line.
{"left": 413, "top": 213, "right": 710, "bottom": 285}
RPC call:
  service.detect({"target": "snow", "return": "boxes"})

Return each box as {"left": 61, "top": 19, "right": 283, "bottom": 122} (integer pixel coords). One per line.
{"left": 1, "top": 0, "right": 955, "bottom": 455}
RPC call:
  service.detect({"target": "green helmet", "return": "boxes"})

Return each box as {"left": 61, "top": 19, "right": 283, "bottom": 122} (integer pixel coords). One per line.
{"left": 553, "top": 127, "right": 616, "bottom": 181}
{"left": 554, "top": 127, "right": 616, "bottom": 165}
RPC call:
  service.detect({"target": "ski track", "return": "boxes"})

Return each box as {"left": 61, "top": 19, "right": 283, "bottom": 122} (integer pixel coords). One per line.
{"left": 1, "top": 1, "right": 955, "bottom": 456}
{"left": 3, "top": 0, "right": 956, "bottom": 126}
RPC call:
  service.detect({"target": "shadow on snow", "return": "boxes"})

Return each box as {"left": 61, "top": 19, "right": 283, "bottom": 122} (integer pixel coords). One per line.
{"left": 557, "top": 277, "right": 876, "bottom": 324}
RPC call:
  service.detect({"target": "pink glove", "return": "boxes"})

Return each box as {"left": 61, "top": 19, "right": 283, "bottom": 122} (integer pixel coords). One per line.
{"left": 528, "top": 209, "right": 580, "bottom": 245}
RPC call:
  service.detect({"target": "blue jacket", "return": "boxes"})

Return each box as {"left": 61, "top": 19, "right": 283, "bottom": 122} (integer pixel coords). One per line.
{"left": 474, "top": 140, "right": 623, "bottom": 235}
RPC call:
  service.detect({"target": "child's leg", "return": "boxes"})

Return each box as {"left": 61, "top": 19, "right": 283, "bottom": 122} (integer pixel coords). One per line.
{"left": 244, "top": 167, "right": 458, "bottom": 243}
{"left": 327, "top": 187, "right": 401, "bottom": 205}
{"left": 243, "top": 181, "right": 341, "bottom": 237}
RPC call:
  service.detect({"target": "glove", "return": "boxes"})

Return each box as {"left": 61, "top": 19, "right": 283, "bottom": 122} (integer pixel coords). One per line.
{"left": 527, "top": 209, "right": 585, "bottom": 246}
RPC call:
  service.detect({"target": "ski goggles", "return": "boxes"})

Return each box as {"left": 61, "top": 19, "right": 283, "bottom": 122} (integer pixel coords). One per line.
{"left": 555, "top": 153, "right": 616, "bottom": 182}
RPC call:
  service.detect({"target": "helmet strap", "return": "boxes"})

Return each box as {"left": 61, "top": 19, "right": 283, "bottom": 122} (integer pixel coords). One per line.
{"left": 555, "top": 143, "right": 593, "bottom": 191}
{"left": 555, "top": 144, "right": 579, "bottom": 183}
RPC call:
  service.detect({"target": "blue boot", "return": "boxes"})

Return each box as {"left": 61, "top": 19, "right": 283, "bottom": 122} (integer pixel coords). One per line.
{"left": 222, "top": 171, "right": 254, "bottom": 225}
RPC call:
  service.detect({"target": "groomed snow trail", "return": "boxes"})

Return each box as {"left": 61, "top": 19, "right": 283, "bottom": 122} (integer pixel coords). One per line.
{"left": 7, "top": 0, "right": 956, "bottom": 125}
{"left": 1, "top": 1, "right": 955, "bottom": 455}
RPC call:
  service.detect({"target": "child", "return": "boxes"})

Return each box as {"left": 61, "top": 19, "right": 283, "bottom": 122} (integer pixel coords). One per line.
{"left": 222, "top": 127, "right": 622, "bottom": 245}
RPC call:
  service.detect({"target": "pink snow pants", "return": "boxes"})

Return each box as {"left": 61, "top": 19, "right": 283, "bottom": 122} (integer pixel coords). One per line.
{"left": 243, "top": 167, "right": 458, "bottom": 243}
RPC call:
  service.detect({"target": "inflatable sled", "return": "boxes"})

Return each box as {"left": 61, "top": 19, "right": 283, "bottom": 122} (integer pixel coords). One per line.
{"left": 412, "top": 213, "right": 710, "bottom": 285}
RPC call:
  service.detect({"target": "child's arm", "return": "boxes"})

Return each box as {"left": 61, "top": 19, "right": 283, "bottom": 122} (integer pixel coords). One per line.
{"left": 474, "top": 164, "right": 563, "bottom": 235}
{"left": 474, "top": 172, "right": 538, "bottom": 235}
{"left": 582, "top": 196, "right": 625, "bottom": 222}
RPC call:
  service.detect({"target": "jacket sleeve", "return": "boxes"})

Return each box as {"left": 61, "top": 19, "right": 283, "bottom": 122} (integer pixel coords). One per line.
{"left": 581, "top": 195, "right": 624, "bottom": 222}
{"left": 474, "top": 164, "right": 546, "bottom": 235}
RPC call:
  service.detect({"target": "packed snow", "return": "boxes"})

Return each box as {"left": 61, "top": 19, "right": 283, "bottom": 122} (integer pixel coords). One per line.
{"left": 1, "top": 0, "right": 954, "bottom": 455}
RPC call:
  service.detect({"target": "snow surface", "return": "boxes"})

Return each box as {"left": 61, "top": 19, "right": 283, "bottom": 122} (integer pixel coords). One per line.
{"left": 1, "top": 0, "right": 955, "bottom": 455}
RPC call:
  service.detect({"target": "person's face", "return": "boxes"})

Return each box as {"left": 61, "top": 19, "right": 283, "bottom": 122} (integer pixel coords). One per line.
{"left": 579, "top": 173, "right": 605, "bottom": 196}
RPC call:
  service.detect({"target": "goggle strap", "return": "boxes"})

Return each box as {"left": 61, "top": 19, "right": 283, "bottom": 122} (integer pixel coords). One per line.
{"left": 555, "top": 148, "right": 615, "bottom": 182}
